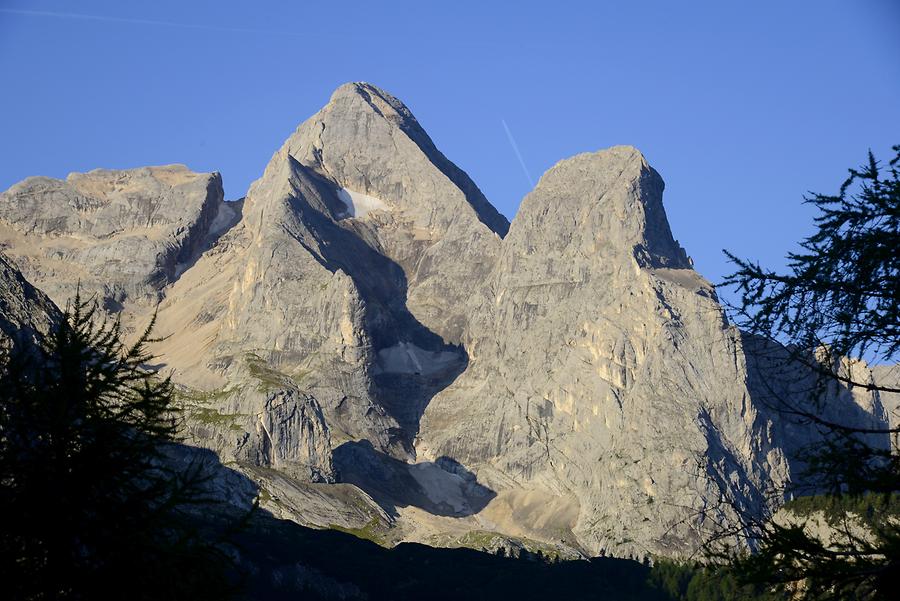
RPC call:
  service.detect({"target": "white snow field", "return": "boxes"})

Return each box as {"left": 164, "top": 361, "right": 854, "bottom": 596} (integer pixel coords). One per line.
{"left": 336, "top": 187, "right": 388, "bottom": 218}
{"left": 374, "top": 341, "right": 460, "bottom": 376}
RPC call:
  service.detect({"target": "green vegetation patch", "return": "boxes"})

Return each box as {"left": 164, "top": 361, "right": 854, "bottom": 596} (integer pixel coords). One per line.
{"left": 245, "top": 352, "right": 293, "bottom": 392}
{"left": 174, "top": 386, "right": 230, "bottom": 405}
{"left": 328, "top": 518, "right": 389, "bottom": 546}
{"left": 649, "top": 560, "right": 784, "bottom": 601}
{"left": 188, "top": 407, "right": 246, "bottom": 432}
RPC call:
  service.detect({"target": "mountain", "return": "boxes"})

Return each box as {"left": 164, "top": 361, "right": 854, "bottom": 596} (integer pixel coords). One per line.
{"left": 0, "top": 82, "right": 889, "bottom": 561}
{"left": 0, "top": 165, "right": 226, "bottom": 313}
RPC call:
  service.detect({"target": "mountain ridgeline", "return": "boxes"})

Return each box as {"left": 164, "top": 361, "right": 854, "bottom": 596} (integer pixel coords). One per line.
{"left": 0, "top": 82, "right": 890, "bottom": 562}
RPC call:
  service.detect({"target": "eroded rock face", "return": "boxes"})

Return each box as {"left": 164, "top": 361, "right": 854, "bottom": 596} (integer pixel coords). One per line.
{"left": 872, "top": 365, "right": 900, "bottom": 430}
{"left": 0, "top": 82, "right": 888, "bottom": 560}
{"left": 0, "top": 251, "right": 60, "bottom": 356}
{"left": 0, "top": 165, "right": 225, "bottom": 311}
{"left": 182, "top": 383, "right": 335, "bottom": 484}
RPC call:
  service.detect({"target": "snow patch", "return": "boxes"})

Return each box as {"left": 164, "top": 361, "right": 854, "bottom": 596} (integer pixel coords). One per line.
{"left": 408, "top": 463, "right": 469, "bottom": 514}
{"left": 374, "top": 342, "right": 460, "bottom": 376}
{"left": 173, "top": 201, "right": 239, "bottom": 278}
{"left": 208, "top": 200, "right": 238, "bottom": 237}
{"left": 336, "top": 187, "right": 388, "bottom": 218}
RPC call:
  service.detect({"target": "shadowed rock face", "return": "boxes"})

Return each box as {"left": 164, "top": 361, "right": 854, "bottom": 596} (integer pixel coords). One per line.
{"left": 147, "top": 83, "right": 503, "bottom": 459}
{"left": 0, "top": 251, "right": 60, "bottom": 356}
{"left": 0, "top": 82, "right": 889, "bottom": 561}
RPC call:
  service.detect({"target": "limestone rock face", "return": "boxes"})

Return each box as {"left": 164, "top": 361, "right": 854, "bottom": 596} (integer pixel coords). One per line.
{"left": 152, "top": 154, "right": 394, "bottom": 450}
{"left": 255, "top": 389, "right": 335, "bottom": 481}
{"left": 0, "top": 251, "right": 60, "bottom": 355}
{"left": 0, "top": 165, "right": 225, "bottom": 311}
{"left": 182, "top": 383, "right": 335, "bottom": 484}
{"left": 871, "top": 364, "right": 900, "bottom": 431}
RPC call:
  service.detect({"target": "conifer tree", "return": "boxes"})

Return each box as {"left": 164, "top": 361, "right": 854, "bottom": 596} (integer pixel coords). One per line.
{"left": 713, "top": 146, "right": 900, "bottom": 599}
{"left": 0, "top": 293, "right": 240, "bottom": 600}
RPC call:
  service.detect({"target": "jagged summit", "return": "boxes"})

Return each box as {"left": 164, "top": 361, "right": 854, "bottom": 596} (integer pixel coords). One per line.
{"left": 281, "top": 81, "right": 510, "bottom": 237}
{"left": 518, "top": 145, "right": 690, "bottom": 269}
{"left": 241, "top": 81, "right": 511, "bottom": 347}
{"left": 327, "top": 82, "right": 418, "bottom": 126}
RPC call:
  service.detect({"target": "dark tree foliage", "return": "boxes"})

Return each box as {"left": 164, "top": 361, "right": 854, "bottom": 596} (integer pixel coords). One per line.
{"left": 0, "top": 294, "right": 240, "bottom": 600}
{"left": 724, "top": 146, "right": 899, "bottom": 367}
{"left": 648, "top": 560, "right": 781, "bottom": 601}
{"left": 712, "top": 146, "right": 900, "bottom": 599}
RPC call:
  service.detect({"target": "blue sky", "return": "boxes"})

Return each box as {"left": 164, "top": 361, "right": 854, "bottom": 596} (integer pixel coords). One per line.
{"left": 1, "top": 1, "right": 898, "bottom": 286}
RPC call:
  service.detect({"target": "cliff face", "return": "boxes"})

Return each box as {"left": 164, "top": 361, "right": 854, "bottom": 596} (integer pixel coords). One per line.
{"left": 0, "top": 165, "right": 225, "bottom": 312}
{"left": 0, "top": 82, "right": 887, "bottom": 559}
{"left": 145, "top": 83, "right": 506, "bottom": 464}
{"left": 0, "top": 251, "right": 60, "bottom": 357}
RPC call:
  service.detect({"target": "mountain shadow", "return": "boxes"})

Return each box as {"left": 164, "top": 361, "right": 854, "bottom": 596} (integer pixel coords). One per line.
{"left": 739, "top": 330, "right": 892, "bottom": 494}
{"left": 284, "top": 161, "right": 470, "bottom": 448}
{"left": 332, "top": 439, "right": 494, "bottom": 518}
{"left": 178, "top": 444, "right": 680, "bottom": 601}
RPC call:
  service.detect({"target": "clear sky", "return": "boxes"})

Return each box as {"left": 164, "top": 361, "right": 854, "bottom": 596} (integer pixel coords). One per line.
{"left": 1, "top": 1, "right": 898, "bottom": 287}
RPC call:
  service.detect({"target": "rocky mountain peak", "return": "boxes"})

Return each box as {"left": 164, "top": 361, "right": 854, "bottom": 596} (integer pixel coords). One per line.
{"left": 328, "top": 82, "right": 418, "bottom": 129}
{"left": 280, "top": 81, "right": 509, "bottom": 237}
{"left": 511, "top": 145, "right": 689, "bottom": 270}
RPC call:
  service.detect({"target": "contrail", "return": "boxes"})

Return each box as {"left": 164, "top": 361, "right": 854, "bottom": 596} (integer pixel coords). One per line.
{"left": 501, "top": 119, "right": 534, "bottom": 188}
{"left": 0, "top": 8, "right": 303, "bottom": 37}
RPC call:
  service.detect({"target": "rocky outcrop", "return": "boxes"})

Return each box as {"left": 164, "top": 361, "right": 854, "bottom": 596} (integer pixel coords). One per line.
{"left": 0, "top": 165, "right": 226, "bottom": 311}
{"left": 872, "top": 364, "right": 900, "bottom": 431}
{"left": 182, "top": 382, "right": 336, "bottom": 484}
{"left": 0, "top": 251, "right": 60, "bottom": 356}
